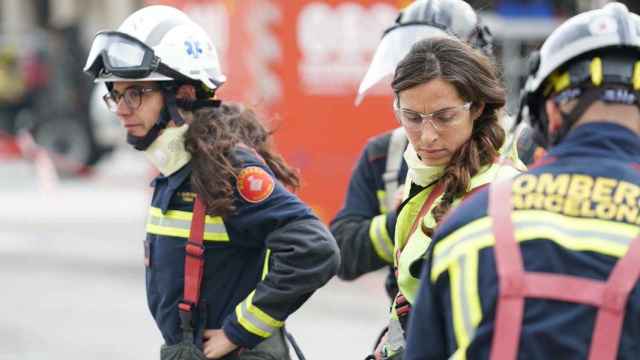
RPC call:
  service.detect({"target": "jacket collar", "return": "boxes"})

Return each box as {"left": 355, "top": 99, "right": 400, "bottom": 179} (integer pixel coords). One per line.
{"left": 150, "top": 162, "right": 192, "bottom": 189}
{"left": 549, "top": 122, "right": 640, "bottom": 162}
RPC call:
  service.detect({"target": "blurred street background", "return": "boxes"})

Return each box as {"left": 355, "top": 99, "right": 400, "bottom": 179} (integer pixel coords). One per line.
{"left": 1, "top": 0, "right": 639, "bottom": 359}
{"left": 0, "top": 149, "right": 390, "bottom": 359}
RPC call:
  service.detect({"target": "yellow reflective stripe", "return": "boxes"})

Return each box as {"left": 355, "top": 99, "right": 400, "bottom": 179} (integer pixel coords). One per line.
{"left": 261, "top": 249, "right": 271, "bottom": 280}
{"left": 449, "top": 252, "right": 482, "bottom": 359}
{"left": 431, "top": 217, "right": 492, "bottom": 282}
{"left": 546, "top": 71, "right": 571, "bottom": 95}
{"left": 369, "top": 214, "right": 394, "bottom": 263}
{"left": 432, "top": 210, "right": 636, "bottom": 282}
{"left": 632, "top": 61, "right": 640, "bottom": 91}
{"left": 146, "top": 207, "right": 229, "bottom": 241}
{"left": 590, "top": 57, "right": 603, "bottom": 86}
{"left": 149, "top": 207, "right": 225, "bottom": 224}
{"left": 146, "top": 223, "right": 191, "bottom": 238}
{"left": 449, "top": 256, "right": 467, "bottom": 359}
{"left": 466, "top": 252, "right": 483, "bottom": 333}
{"left": 235, "top": 291, "right": 284, "bottom": 338}
{"left": 377, "top": 190, "right": 388, "bottom": 214}
{"left": 236, "top": 305, "right": 270, "bottom": 338}
{"left": 634, "top": 61, "right": 640, "bottom": 90}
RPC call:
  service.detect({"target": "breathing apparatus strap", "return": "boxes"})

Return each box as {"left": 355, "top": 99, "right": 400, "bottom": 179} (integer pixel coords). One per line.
{"left": 127, "top": 104, "right": 171, "bottom": 151}
{"left": 551, "top": 87, "right": 603, "bottom": 146}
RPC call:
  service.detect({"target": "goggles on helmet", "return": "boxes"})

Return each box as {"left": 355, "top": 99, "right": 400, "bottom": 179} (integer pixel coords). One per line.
{"left": 84, "top": 31, "right": 164, "bottom": 80}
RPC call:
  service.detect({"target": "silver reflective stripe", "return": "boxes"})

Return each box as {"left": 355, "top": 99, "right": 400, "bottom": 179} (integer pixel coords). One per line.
{"left": 240, "top": 300, "right": 276, "bottom": 336}
{"left": 457, "top": 255, "right": 475, "bottom": 341}
{"left": 146, "top": 18, "right": 191, "bottom": 47}
{"left": 372, "top": 215, "right": 394, "bottom": 261}
{"left": 434, "top": 219, "right": 633, "bottom": 267}
{"left": 147, "top": 215, "right": 227, "bottom": 234}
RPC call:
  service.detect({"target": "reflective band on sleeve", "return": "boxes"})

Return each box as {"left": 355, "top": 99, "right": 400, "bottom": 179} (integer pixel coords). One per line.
{"left": 261, "top": 249, "right": 271, "bottom": 280}
{"left": 377, "top": 190, "right": 388, "bottom": 214}
{"left": 369, "top": 214, "right": 394, "bottom": 263}
{"left": 449, "top": 252, "right": 483, "bottom": 360}
{"left": 146, "top": 207, "right": 229, "bottom": 241}
{"left": 235, "top": 291, "right": 284, "bottom": 338}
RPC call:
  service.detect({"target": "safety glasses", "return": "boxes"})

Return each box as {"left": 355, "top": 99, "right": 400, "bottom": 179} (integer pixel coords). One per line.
{"left": 83, "top": 31, "right": 160, "bottom": 79}
{"left": 393, "top": 99, "right": 472, "bottom": 132}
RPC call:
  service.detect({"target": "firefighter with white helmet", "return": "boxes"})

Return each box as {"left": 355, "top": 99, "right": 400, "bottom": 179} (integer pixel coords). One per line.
{"left": 84, "top": 5, "right": 339, "bottom": 360}
{"left": 405, "top": 2, "right": 640, "bottom": 359}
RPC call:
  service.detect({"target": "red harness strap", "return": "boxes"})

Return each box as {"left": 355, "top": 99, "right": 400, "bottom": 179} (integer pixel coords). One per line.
{"left": 395, "top": 182, "right": 445, "bottom": 278}
{"left": 178, "top": 197, "right": 206, "bottom": 317}
{"left": 488, "top": 178, "right": 640, "bottom": 360}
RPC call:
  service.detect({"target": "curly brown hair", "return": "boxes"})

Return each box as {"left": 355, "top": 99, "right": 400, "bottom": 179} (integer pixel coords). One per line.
{"left": 391, "top": 37, "right": 506, "bottom": 224}
{"left": 184, "top": 102, "right": 300, "bottom": 216}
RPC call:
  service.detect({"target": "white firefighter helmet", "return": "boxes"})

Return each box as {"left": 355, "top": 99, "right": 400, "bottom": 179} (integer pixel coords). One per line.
{"left": 84, "top": 5, "right": 226, "bottom": 91}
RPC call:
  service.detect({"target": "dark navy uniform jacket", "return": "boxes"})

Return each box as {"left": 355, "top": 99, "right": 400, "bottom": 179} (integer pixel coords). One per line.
{"left": 405, "top": 123, "right": 640, "bottom": 359}
{"left": 330, "top": 130, "right": 408, "bottom": 295}
{"left": 145, "top": 146, "right": 339, "bottom": 349}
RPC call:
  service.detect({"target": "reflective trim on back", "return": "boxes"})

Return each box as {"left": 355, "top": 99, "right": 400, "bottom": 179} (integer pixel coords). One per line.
{"left": 431, "top": 210, "right": 636, "bottom": 281}
{"left": 430, "top": 185, "right": 640, "bottom": 358}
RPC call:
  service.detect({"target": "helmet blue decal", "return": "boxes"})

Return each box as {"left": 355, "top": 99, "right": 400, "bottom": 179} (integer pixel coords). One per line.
{"left": 184, "top": 40, "right": 203, "bottom": 59}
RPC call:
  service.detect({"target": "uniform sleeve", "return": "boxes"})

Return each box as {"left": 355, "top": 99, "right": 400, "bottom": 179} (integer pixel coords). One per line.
{"left": 405, "top": 192, "right": 490, "bottom": 360}
{"left": 330, "top": 144, "right": 396, "bottom": 280}
{"left": 222, "top": 149, "right": 340, "bottom": 348}
{"left": 404, "top": 244, "right": 447, "bottom": 360}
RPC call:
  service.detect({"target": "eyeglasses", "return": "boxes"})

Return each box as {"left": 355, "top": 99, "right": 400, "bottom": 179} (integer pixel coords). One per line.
{"left": 393, "top": 99, "right": 472, "bottom": 132}
{"left": 103, "top": 85, "right": 161, "bottom": 112}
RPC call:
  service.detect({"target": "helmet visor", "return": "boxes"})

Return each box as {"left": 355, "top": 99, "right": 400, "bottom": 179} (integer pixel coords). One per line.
{"left": 84, "top": 31, "right": 158, "bottom": 79}
{"left": 356, "top": 24, "right": 449, "bottom": 105}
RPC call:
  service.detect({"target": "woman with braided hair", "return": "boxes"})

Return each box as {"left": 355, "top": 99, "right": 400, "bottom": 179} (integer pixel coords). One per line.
{"left": 375, "top": 36, "right": 523, "bottom": 360}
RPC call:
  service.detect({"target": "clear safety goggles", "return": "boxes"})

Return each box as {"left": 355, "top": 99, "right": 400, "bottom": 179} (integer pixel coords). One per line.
{"left": 393, "top": 98, "right": 472, "bottom": 133}
{"left": 356, "top": 24, "right": 450, "bottom": 105}
{"left": 83, "top": 31, "right": 162, "bottom": 79}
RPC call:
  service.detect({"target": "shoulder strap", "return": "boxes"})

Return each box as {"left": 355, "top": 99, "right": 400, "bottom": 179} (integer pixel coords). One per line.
{"left": 405, "top": 182, "right": 445, "bottom": 249}
{"left": 382, "top": 127, "right": 408, "bottom": 211}
{"left": 178, "top": 196, "right": 206, "bottom": 341}
{"left": 489, "top": 176, "right": 640, "bottom": 360}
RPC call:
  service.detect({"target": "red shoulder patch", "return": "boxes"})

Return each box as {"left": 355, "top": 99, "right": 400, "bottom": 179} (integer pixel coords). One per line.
{"left": 237, "top": 166, "right": 275, "bottom": 203}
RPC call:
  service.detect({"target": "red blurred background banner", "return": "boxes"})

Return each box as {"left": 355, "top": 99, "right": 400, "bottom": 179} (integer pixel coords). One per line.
{"left": 147, "top": 0, "right": 408, "bottom": 221}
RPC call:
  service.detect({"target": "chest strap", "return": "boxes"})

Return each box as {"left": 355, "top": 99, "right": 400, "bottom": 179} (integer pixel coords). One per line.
{"left": 178, "top": 196, "right": 206, "bottom": 342}
{"left": 489, "top": 177, "right": 640, "bottom": 360}
{"left": 382, "top": 127, "right": 408, "bottom": 211}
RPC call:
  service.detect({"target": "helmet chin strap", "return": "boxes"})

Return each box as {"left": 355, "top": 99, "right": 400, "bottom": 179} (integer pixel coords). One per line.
{"left": 127, "top": 105, "right": 171, "bottom": 151}
{"left": 125, "top": 89, "right": 222, "bottom": 151}
{"left": 550, "top": 87, "right": 603, "bottom": 146}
